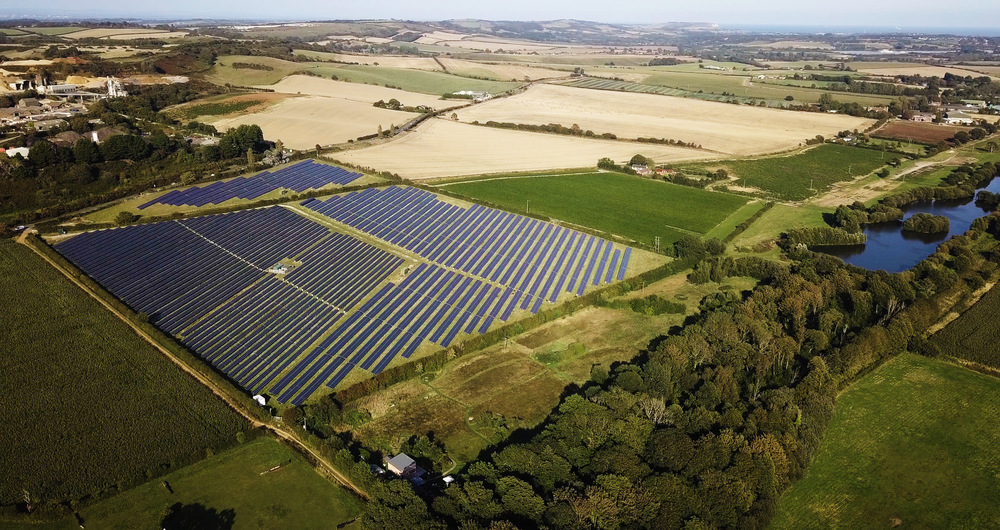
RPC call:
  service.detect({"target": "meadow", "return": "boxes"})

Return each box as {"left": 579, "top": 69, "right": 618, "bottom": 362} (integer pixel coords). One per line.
{"left": 332, "top": 119, "right": 713, "bottom": 179}
{"left": 443, "top": 171, "right": 748, "bottom": 244}
{"left": 8, "top": 438, "right": 362, "bottom": 530}
{"left": 684, "top": 144, "right": 890, "bottom": 200}
{"left": 771, "top": 354, "right": 1000, "bottom": 529}
{"left": 0, "top": 240, "right": 248, "bottom": 509}
{"left": 931, "top": 284, "right": 1000, "bottom": 368}
{"left": 456, "top": 83, "right": 874, "bottom": 155}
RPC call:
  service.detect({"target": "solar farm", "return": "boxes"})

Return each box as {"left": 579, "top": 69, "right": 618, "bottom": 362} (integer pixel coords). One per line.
{"left": 138, "top": 160, "right": 362, "bottom": 209}
{"left": 56, "top": 186, "right": 635, "bottom": 405}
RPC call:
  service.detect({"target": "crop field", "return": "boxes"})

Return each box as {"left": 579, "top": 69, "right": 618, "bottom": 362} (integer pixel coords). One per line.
{"left": 212, "top": 95, "right": 423, "bottom": 149}
{"left": 207, "top": 55, "right": 345, "bottom": 86}
{"left": 853, "top": 63, "right": 995, "bottom": 79}
{"left": 443, "top": 171, "right": 748, "bottom": 245}
{"left": 0, "top": 240, "right": 248, "bottom": 507}
{"left": 683, "top": 144, "right": 889, "bottom": 200}
{"left": 265, "top": 75, "right": 446, "bottom": 108}
{"left": 12, "top": 438, "right": 362, "bottom": 530}
{"left": 332, "top": 119, "right": 714, "bottom": 179}
{"left": 173, "top": 93, "right": 288, "bottom": 120}
{"left": 18, "top": 26, "right": 84, "bottom": 35}
{"left": 293, "top": 49, "right": 444, "bottom": 70}
{"left": 456, "top": 84, "right": 874, "bottom": 156}
{"left": 57, "top": 189, "right": 640, "bottom": 405}
{"left": 436, "top": 58, "right": 570, "bottom": 81}
{"left": 64, "top": 28, "right": 185, "bottom": 39}
{"left": 317, "top": 65, "right": 523, "bottom": 96}
{"left": 873, "top": 120, "right": 973, "bottom": 144}
{"left": 0, "top": 28, "right": 26, "bottom": 35}
{"left": 931, "top": 284, "right": 1000, "bottom": 368}
{"left": 772, "top": 354, "right": 1000, "bottom": 529}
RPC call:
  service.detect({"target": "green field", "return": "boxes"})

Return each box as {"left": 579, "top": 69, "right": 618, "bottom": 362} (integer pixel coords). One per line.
{"left": 932, "top": 284, "right": 1000, "bottom": 368}
{"left": 8, "top": 438, "right": 362, "bottom": 530}
{"left": 443, "top": 171, "right": 748, "bottom": 245}
{"left": 0, "top": 240, "right": 249, "bottom": 508}
{"left": 641, "top": 71, "right": 897, "bottom": 106}
{"left": 20, "top": 26, "right": 84, "bottom": 35}
{"left": 683, "top": 144, "right": 890, "bottom": 201}
{"left": 704, "top": 200, "right": 769, "bottom": 240}
{"left": 208, "top": 55, "right": 521, "bottom": 95}
{"left": 0, "top": 28, "right": 27, "bottom": 35}
{"left": 771, "top": 354, "right": 1000, "bottom": 529}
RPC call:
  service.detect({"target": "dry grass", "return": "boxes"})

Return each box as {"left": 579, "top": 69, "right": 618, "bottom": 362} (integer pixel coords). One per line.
{"left": 64, "top": 28, "right": 185, "bottom": 39}
{"left": 454, "top": 84, "right": 874, "bottom": 156}
{"left": 331, "top": 119, "right": 714, "bottom": 179}
{"left": 212, "top": 95, "right": 422, "bottom": 149}
{"left": 264, "top": 75, "right": 446, "bottom": 108}
{"left": 854, "top": 64, "right": 996, "bottom": 79}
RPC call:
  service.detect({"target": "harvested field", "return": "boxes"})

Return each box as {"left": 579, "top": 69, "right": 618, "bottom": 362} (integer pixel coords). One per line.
{"left": 171, "top": 92, "right": 289, "bottom": 120}
{"left": 293, "top": 49, "right": 443, "bottom": 70}
{"left": 212, "top": 95, "right": 422, "bottom": 149}
{"left": 437, "top": 58, "right": 571, "bottom": 81}
{"left": 322, "top": 65, "right": 522, "bottom": 96}
{"left": 332, "top": 119, "right": 714, "bottom": 179}
{"left": 108, "top": 31, "right": 188, "bottom": 40}
{"left": 264, "top": 74, "right": 445, "bottom": 108}
{"left": 873, "top": 120, "right": 973, "bottom": 144}
{"left": 455, "top": 84, "right": 874, "bottom": 156}
{"left": 853, "top": 63, "right": 995, "bottom": 79}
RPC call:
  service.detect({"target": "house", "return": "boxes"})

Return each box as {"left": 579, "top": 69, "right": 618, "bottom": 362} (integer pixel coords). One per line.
{"left": 50, "top": 131, "right": 83, "bottom": 148}
{"left": 17, "top": 98, "right": 41, "bottom": 109}
{"left": 911, "top": 112, "right": 935, "bottom": 122}
{"left": 32, "top": 119, "right": 67, "bottom": 132}
{"left": 90, "top": 127, "right": 124, "bottom": 144}
{"left": 387, "top": 453, "right": 417, "bottom": 476}
{"left": 961, "top": 99, "right": 987, "bottom": 108}
{"left": 631, "top": 164, "right": 652, "bottom": 176}
{"left": 4, "top": 147, "right": 30, "bottom": 159}
{"left": 656, "top": 168, "right": 676, "bottom": 176}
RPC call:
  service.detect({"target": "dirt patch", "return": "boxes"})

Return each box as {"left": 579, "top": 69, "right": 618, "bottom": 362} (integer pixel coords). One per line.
{"left": 873, "top": 121, "right": 972, "bottom": 145}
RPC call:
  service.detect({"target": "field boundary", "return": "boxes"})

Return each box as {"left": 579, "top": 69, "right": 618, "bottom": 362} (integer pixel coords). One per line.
{"left": 17, "top": 233, "right": 370, "bottom": 500}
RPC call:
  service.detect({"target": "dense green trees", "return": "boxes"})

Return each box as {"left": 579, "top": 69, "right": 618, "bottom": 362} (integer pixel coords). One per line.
{"left": 902, "top": 213, "right": 950, "bottom": 233}
{"left": 101, "top": 134, "right": 150, "bottom": 161}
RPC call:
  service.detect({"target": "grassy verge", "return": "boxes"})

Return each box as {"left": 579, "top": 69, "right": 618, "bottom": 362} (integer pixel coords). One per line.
{"left": 771, "top": 354, "right": 1000, "bottom": 529}
{"left": 6, "top": 438, "right": 362, "bottom": 530}
{"left": 444, "top": 171, "right": 748, "bottom": 245}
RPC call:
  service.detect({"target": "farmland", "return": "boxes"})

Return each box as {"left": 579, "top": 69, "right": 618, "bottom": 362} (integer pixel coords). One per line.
{"left": 443, "top": 171, "right": 748, "bottom": 245}
{"left": 771, "top": 354, "right": 1000, "bottom": 529}
{"left": 873, "top": 120, "right": 973, "bottom": 144}
{"left": 0, "top": 240, "right": 248, "bottom": 508}
{"left": 8, "top": 438, "right": 362, "bottom": 530}
{"left": 931, "top": 284, "right": 1000, "bottom": 369}
{"left": 454, "top": 84, "right": 875, "bottom": 155}
{"left": 56, "top": 185, "right": 645, "bottom": 406}
{"left": 212, "top": 95, "right": 423, "bottom": 149}
{"left": 333, "top": 119, "right": 713, "bottom": 179}
{"left": 681, "top": 143, "right": 890, "bottom": 200}
{"left": 436, "top": 58, "right": 571, "bottom": 81}
{"left": 63, "top": 28, "right": 186, "bottom": 39}
{"left": 293, "top": 49, "right": 443, "bottom": 70}
{"left": 265, "top": 75, "right": 447, "bottom": 108}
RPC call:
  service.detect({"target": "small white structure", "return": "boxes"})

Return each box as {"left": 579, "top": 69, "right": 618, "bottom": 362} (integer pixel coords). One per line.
{"left": 4, "top": 147, "right": 29, "bottom": 159}
{"left": 40, "top": 84, "right": 78, "bottom": 96}
{"left": 442, "top": 475, "right": 455, "bottom": 486}
{"left": 107, "top": 77, "right": 128, "bottom": 98}
{"left": 252, "top": 394, "right": 267, "bottom": 406}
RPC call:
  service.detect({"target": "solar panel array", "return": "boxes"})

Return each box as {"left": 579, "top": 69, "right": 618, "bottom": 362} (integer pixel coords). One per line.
{"left": 138, "top": 160, "right": 362, "bottom": 210}
{"left": 55, "top": 207, "right": 403, "bottom": 401}
{"left": 57, "top": 187, "right": 635, "bottom": 406}
{"left": 301, "top": 186, "right": 631, "bottom": 314}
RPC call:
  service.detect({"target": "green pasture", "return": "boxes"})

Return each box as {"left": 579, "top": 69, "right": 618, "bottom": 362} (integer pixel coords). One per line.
{"left": 771, "top": 354, "right": 1000, "bottom": 530}
{"left": 9, "top": 438, "right": 362, "bottom": 530}
{"left": 442, "top": 171, "right": 748, "bottom": 245}
{"left": 20, "top": 26, "right": 83, "bottom": 35}
{"left": 327, "top": 65, "right": 522, "bottom": 96}
{"left": 682, "top": 144, "right": 890, "bottom": 201}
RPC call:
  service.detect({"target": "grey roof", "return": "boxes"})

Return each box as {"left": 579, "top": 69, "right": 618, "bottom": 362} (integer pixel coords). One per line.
{"left": 388, "top": 453, "right": 415, "bottom": 470}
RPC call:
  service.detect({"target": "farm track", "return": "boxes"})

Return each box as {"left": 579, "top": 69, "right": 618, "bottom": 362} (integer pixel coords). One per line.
{"left": 16, "top": 233, "right": 369, "bottom": 501}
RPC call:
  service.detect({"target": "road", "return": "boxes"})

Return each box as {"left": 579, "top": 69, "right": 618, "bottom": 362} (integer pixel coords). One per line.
{"left": 16, "top": 232, "right": 369, "bottom": 500}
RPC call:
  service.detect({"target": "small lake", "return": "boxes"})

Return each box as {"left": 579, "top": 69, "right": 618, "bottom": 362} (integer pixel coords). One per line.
{"left": 815, "top": 177, "right": 1000, "bottom": 273}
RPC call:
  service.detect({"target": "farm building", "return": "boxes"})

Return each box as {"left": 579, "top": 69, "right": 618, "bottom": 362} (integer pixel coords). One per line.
{"left": 944, "top": 111, "right": 977, "bottom": 125}
{"left": 910, "top": 112, "right": 935, "bottom": 122}
{"left": 387, "top": 454, "right": 417, "bottom": 476}
{"left": 631, "top": 164, "right": 652, "bottom": 176}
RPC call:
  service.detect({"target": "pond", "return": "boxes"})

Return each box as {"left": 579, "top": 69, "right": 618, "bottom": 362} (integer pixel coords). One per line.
{"left": 815, "top": 177, "right": 1000, "bottom": 273}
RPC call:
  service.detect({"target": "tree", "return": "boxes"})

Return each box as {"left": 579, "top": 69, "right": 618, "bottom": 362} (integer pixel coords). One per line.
{"left": 954, "top": 130, "right": 971, "bottom": 144}
{"left": 115, "top": 211, "right": 141, "bottom": 225}
{"left": 247, "top": 148, "right": 256, "bottom": 171}
{"left": 28, "top": 141, "right": 59, "bottom": 167}
{"left": 73, "top": 138, "right": 102, "bottom": 164}
{"left": 784, "top": 95, "right": 794, "bottom": 101}
{"left": 101, "top": 134, "right": 149, "bottom": 161}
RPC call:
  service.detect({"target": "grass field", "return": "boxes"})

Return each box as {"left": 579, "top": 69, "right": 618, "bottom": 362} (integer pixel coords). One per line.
{"left": 684, "top": 144, "right": 889, "bottom": 200}
{"left": 771, "top": 354, "right": 1000, "bottom": 529}
{"left": 0, "top": 240, "right": 248, "bottom": 507}
{"left": 468, "top": 84, "right": 874, "bottom": 156}
{"left": 931, "top": 284, "right": 1000, "bottom": 369}
{"left": 208, "top": 55, "right": 521, "bottom": 96}
{"left": 265, "top": 75, "right": 446, "bottom": 108}
{"left": 9, "top": 438, "right": 362, "bottom": 530}
{"left": 19, "top": 26, "right": 83, "bottom": 35}
{"left": 443, "top": 171, "right": 748, "bottom": 245}
{"left": 704, "top": 200, "right": 770, "bottom": 240}
{"left": 293, "top": 49, "right": 443, "bottom": 70}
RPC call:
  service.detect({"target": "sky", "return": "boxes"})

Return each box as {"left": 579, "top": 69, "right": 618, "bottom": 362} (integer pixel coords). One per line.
{"left": 5, "top": 0, "right": 1000, "bottom": 31}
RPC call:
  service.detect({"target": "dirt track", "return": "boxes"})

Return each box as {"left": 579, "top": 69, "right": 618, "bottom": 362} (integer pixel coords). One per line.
{"left": 17, "top": 233, "right": 368, "bottom": 500}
